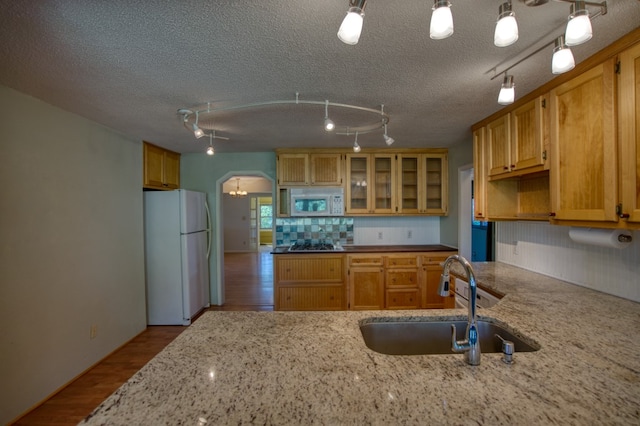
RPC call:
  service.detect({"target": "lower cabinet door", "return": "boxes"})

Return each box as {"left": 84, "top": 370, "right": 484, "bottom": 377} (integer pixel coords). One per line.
{"left": 386, "top": 288, "right": 420, "bottom": 309}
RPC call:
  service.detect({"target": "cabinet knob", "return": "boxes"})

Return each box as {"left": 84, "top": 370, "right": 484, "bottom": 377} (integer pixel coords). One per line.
{"left": 503, "top": 166, "right": 509, "bottom": 170}
{"left": 549, "top": 212, "right": 556, "bottom": 217}
{"left": 510, "top": 165, "right": 515, "bottom": 169}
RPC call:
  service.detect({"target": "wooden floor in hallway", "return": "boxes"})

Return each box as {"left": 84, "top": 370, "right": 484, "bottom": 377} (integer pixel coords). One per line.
{"left": 12, "top": 248, "right": 275, "bottom": 425}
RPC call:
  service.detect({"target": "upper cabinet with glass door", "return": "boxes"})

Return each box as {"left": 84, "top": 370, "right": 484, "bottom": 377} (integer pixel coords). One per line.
{"left": 346, "top": 153, "right": 396, "bottom": 215}
{"left": 397, "top": 152, "right": 448, "bottom": 215}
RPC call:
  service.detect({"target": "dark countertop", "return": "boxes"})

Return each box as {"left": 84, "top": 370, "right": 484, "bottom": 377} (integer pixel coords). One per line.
{"left": 271, "top": 244, "right": 457, "bottom": 254}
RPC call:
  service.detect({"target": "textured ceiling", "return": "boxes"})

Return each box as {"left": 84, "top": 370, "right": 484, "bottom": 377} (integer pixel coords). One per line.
{"left": 1, "top": 1, "right": 639, "bottom": 154}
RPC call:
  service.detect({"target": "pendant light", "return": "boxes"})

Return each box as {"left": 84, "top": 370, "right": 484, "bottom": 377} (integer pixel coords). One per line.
{"left": 552, "top": 35, "right": 575, "bottom": 74}
{"left": 323, "top": 100, "right": 335, "bottom": 131}
{"left": 565, "top": 1, "right": 592, "bottom": 46}
{"left": 383, "top": 124, "right": 395, "bottom": 146}
{"left": 430, "top": 0, "right": 454, "bottom": 40}
{"left": 497, "top": 75, "right": 515, "bottom": 105}
{"left": 353, "top": 132, "right": 361, "bottom": 152}
{"left": 229, "top": 178, "right": 247, "bottom": 197}
{"left": 337, "top": 0, "right": 366, "bottom": 45}
{"left": 494, "top": 1, "right": 518, "bottom": 47}
{"left": 206, "top": 134, "right": 214, "bottom": 156}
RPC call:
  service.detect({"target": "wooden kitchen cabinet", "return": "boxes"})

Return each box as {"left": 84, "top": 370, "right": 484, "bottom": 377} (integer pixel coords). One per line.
{"left": 618, "top": 42, "right": 640, "bottom": 225}
{"left": 143, "top": 141, "right": 180, "bottom": 190}
{"left": 274, "top": 255, "right": 346, "bottom": 310}
{"left": 384, "top": 254, "right": 420, "bottom": 309}
{"left": 487, "top": 97, "right": 546, "bottom": 180}
{"left": 346, "top": 153, "right": 396, "bottom": 214}
{"left": 421, "top": 253, "right": 457, "bottom": 309}
{"left": 549, "top": 58, "right": 618, "bottom": 224}
{"left": 276, "top": 151, "right": 343, "bottom": 186}
{"left": 347, "top": 255, "right": 384, "bottom": 310}
{"left": 473, "top": 128, "right": 487, "bottom": 220}
{"left": 397, "top": 152, "right": 448, "bottom": 215}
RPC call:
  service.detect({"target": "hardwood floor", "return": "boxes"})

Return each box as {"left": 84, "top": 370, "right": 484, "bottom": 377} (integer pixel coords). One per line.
{"left": 12, "top": 248, "right": 274, "bottom": 425}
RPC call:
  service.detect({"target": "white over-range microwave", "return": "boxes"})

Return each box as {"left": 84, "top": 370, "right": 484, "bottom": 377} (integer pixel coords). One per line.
{"left": 290, "top": 187, "right": 345, "bottom": 217}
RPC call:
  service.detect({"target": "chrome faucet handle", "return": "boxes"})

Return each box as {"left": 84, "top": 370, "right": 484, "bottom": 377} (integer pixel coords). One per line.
{"left": 450, "top": 324, "right": 470, "bottom": 352}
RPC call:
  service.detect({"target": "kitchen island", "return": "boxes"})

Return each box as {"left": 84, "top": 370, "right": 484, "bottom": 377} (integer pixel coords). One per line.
{"left": 81, "top": 262, "right": 640, "bottom": 425}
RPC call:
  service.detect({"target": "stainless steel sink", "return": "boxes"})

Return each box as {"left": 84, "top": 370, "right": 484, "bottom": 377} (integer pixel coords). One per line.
{"left": 360, "top": 318, "right": 540, "bottom": 355}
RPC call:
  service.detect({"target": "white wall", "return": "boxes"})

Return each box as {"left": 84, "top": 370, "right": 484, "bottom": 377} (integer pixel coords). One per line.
{"left": 0, "top": 85, "right": 146, "bottom": 424}
{"left": 496, "top": 221, "right": 640, "bottom": 302}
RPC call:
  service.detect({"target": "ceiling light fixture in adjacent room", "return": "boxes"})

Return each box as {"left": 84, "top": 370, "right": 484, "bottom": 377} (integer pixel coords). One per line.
{"left": 430, "top": 0, "right": 454, "bottom": 40}
{"left": 551, "top": 35, "right": 575, "bottom": 74}
{"left": 565, "top": 0, "right": 592, "bottom": 46}
{"left": 229, "top": 178, "right": 247, "bottom": 197}
{"left": 494, "top": 1, "right": 518, "bottom": 47}
{"left": 497, "top": 75, "right": 515, "bottom": 105}
{"left": 337, "top": 0, "right": 367, "bottom": 45}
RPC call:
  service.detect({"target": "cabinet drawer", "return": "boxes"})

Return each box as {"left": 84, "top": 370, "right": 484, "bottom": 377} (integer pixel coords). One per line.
{"left": 276, "top": 256, "right": 344, "bottom": 282}
{"left": 348, "top": 255, "right": 383, "bottom": 267}
{"left": 421, "top": 252, "right": 456, "bottom": 265}
{"left": 278, "top": 286, "right": 343, "bottom": 310}
{"left": 386, "top": 289, "right": 420, "bottom": 309}
{"left": 384, "top": 255, "right": 418, "bottom": 267}
{"left": 386, "top": 270, "right": 419, "bottom": 287}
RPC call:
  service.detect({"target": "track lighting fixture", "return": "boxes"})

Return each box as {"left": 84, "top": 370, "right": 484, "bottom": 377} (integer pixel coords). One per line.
{"left": 337, "top": 0, "right": 367, "bottom": 45}
{"left": 324, "top": 100, "right": 335, "bottom": 131}
{"left": 565, "top": 1, "right": 592, "bottom": 46}
{"left": 192, "top": 111, "right": 205, "bottom": 139}
{"left": 353, "top": 132, "right": 361, "bottom": 153}
{"left": 552, "top": 35, "right": 575, "bottom": 74}
{"left": 430, "top": 0, "right": 453, "bottom": 40}
{"left": 497, "top": 75, "right": 515, "bottom": 105}
{"left": 494, "top": 1, "right": 518, "bottom": 47}
{"left": 206, "top": 134, "right": 215, "bottom": 156}
{"left": 383, "top": 124, "right": 394, "bottom": 146}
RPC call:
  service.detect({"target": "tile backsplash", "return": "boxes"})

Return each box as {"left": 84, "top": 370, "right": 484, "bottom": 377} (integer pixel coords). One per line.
{"left": 275, "top": 217, "right": 354, "bottom": 246}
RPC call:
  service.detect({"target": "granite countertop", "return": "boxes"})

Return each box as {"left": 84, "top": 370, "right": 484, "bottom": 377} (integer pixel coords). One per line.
{"left": 271, "top": 244, "right": 457, "bottom": 254}
{"left": 81, "top": 262, "right": 640, "bottom": 425}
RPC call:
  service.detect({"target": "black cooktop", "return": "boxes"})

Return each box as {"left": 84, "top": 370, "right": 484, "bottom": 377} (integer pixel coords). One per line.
{"left": 288, "top": 242, "right": 340, "bottom": 252}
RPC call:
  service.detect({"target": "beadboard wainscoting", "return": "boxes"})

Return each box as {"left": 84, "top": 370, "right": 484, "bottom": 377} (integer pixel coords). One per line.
{"left": 496, "top": 221, "right": 640, "bottom": 303}
{"left": 353, "top": 216, "right": 441, "bottom": 246}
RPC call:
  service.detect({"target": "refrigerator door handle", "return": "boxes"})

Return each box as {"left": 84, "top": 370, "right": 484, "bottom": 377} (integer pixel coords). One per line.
{"left": 204, "top": 199, "right": 212, "bottom": 259}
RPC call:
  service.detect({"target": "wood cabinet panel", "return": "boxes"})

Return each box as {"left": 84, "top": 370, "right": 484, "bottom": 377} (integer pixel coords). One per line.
{"left": 619, "top": 42, "right": 640, "bottom": 224}
{"left": 348, "top": 266, "right": 384, "bottom": 310}
{"left": 511, "top": 97, "right": 545, "bottom": 172}
{"left": 386, "top": 289, "right": 420, "bottom": 309}
{"left": 276, "top": 256, "right": 343, "bottom": 282}
{"left": 277, "top": 286, "right": 344, "bottom": 311}
{"left": 421, "top": 252, "right": 457, "bottom": 309}
{"left": 143, "top": 141, "right": 180, "bottom": 190}
{"left": 277, "top": 154, "right": 309, "bottom": 185}
{"left": 550, "top": 59, "right": 617, "bottom": 222}
{"left": 311, "top": 153, "right": 343, "bottom": 185}
{"left": 487, "top": 114, "right": 511, "bottom": 178}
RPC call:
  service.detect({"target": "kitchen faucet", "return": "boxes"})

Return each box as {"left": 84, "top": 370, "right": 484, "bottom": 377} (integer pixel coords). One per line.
{"left": 437, "top": 254, "right": 481, "bottom": 365}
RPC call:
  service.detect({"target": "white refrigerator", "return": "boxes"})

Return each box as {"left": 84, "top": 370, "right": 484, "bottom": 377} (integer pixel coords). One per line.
{"left": 144, "top": 189, "right": 211, "bottom": 325}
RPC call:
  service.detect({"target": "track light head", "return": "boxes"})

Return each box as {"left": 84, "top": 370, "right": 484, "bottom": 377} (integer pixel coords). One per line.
{"left": 565, "top": 1, "right": 592, "bottom": 46}
{"left": 430, "top": 0, "right": 454, "bottom": 40}
{"left": 353, "top": 132, "right": 361, "bottom": 152}
{"left": 383, "top": 124, "right": 395, "bottom": 146}
{"left": 494, "top": 1, "right": 518, "bottom": 47}
{"left": 192, "top": 123, "right": 205, "bottom": 139}
{"left": 497, "top": 75, "right": 515, "bottom": 105}
{"left": 324, "top": 100, "right": 335, "bottom": 131}
{"left": 206, "top": 145, "right": 214, "bottom": 155}
{"left": 338, "top": 0, "right": 367, "bottom": 45}
{"left": 552, "top": 35, "right": 575, "bottom": 74}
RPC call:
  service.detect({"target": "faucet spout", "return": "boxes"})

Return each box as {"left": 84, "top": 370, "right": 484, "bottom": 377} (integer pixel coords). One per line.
{"left": 442, "top": 254, "right": 481, "bottom": 365}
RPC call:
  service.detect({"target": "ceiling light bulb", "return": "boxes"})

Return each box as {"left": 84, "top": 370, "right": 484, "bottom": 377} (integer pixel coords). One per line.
{"left": 324, "top": 117, "right": 335, "bottom": 131}
{"left": 565, "top": 1, "right": 592, "bottom": 46}
{"left": 337, "top": 2, "right": 366, "bottom": 45}
{"left": 552, "top": 36, "right": 575, "bottom": 74}
{"left": 192, "top": 123, "right": 205, "bottom": 139}
{"left": 430, "top": 0, "right": 453, "bottom": 40}
{"left": 206, "top": 145, "right": 214, "bottom": 156}
{"left": 353, "top": 141, "right": 361, "bottom": 153}
{"left": 494, "top": 2, "right": 518, "bottom": 47}
{"left": 497, "top": 75, "right": 515, "bottom": 105}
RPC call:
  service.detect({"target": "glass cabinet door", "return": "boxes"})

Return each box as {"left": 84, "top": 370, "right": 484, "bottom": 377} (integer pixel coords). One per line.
{"left": 422, "top": 154, "right": 448, "bottom": 214}
{"left": 372, "top": 154, "right": 395, "bottom": 214}
{"left": 398, "top": 155, "right": 420, "bottom": 214}
{"left": 346, "top": 154, "right": 371, "bottom": 213}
